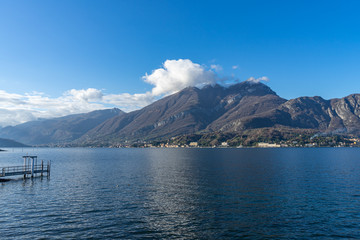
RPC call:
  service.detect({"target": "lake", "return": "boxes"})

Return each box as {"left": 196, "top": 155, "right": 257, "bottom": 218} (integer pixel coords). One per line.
{"left": 1, "top": 148, "right": 360, "bottom": 239}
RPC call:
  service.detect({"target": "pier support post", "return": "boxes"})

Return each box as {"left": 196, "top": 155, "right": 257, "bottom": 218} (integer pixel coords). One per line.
{"left": 41, "top": 160, "right": 43, "bottom": 177}
{"left": 31, "top": 157, "right": 34, "bottom": 178}
{"left": 47, "top": 161, "right": 51, "bottom": 178}
{"left": 23, "top": 156, "right": 26, "bottom": 179}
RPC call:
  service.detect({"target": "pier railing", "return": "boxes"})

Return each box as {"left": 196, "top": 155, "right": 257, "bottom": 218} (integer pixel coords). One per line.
{"left": 1, "top": 161, "right": 50, "bottom": 178}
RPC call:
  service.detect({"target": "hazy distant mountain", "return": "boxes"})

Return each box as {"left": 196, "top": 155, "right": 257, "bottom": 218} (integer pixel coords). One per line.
{"left": 0, "top": 108, "right": 124, "bottom": 145}
{"left": 0, "top": 138, "right": 28, "bottom": 147}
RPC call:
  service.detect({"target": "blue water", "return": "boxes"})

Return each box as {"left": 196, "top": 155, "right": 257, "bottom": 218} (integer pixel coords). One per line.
{"left": 1, "top": 148, "right": 360, "bottom": 239}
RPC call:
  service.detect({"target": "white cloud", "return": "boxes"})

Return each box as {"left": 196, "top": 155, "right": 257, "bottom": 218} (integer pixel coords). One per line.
{"left": 0, "top": 88, "right": 156, "bottom": 127}
{"left": 232, "top": 65, "right": 239, "bottom": 70}
{"left": 66, "top": 88, "right": 103, "bottom": 102}
{"left": 0, "top": 109, "right": 37, "bottom": 126}
{"left": 246, "top": 76, "right": 269, "bottom": 83}
{"left": 210, "top": 64, "right": 223, "bottom": 72}
{"left": 103, "top": 92, "right": 154, "bottom": 112}
{"left": 143, "top": 59, "right": 217, "bottom": 96}
{"left": 0, "top": 89, "right": 105, "bottom": 127}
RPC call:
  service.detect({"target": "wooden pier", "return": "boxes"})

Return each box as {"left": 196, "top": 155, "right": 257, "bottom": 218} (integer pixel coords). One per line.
{"left": 0, "top": 156, "right": 50, "bottom": 179}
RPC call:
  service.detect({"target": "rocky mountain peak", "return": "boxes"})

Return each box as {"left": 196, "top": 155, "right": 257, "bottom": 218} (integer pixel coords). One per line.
{"left": 227, "top": 81, "right": 277, "bottom": 96}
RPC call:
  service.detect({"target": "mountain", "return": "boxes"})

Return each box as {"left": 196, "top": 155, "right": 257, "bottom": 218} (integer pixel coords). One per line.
{"left": 0, "top": 138, "right": 29, "bottom": 147}
{"left": 78, "top": 82, "right": 287, "bottom": 144}
{"left": 0, "top": 108, "right": 124, "bottom": 145}
{"left": 1, "top": 82, "right": 359, "bottom": 146}
{"left": 79, "top": 82, "right": 360, "bottom": 145}
{"left": 233, "top": 94, "right": 360, "bottom": 135}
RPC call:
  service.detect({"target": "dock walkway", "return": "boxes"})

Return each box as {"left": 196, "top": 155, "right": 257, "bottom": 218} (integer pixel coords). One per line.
{"left": 0, "top": 156, "right": 50, "bottom": 179}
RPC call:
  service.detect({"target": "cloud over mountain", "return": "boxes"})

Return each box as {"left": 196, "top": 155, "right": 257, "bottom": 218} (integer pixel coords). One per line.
{"left": 66, "top": 88, "right": 103, "bottom": 102}
{"left": 143, "top": 59, "right": 217, "bottom": 96}
{"left": 103, "top": 92, "right": 154, "bottom": 111}
{"left": 246, "top": 76, "right": 269, "bottom": 83}
{"left": 0, "top": 90, "right": 106, "bottom": 127}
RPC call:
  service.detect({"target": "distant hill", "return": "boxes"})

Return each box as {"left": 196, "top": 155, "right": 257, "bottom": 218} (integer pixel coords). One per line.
{"left": 0, "top": 108, "right": 124, "bottom": 145}
{"left": 0, "top": 138, "right": 28, "bottom": 147}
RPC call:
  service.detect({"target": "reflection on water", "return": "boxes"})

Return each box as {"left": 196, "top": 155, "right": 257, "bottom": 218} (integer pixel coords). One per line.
{"left": 144, "top": 149, "right": 205, "bottom": 238}
{"left": 1, "top": 148, "right": 360, "bottom": 239}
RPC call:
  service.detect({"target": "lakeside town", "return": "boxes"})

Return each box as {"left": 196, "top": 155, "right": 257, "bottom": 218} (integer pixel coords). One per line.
{"left": 95, "top": 134, "right": 360, "bottom": 148}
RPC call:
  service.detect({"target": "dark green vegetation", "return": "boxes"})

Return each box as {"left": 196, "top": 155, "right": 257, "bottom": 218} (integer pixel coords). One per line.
{"left": 0, "top": 82, "right": 360, "bottom": 147}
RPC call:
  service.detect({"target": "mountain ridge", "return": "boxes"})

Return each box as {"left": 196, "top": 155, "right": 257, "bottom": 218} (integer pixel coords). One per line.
{"left": 0, "top": 138, "right": 29, "bottom": 147}
{"left": 79, "top": 81, "right": 285, "bottom": 144}
{"left": 0, "top": 82, "right": 359, "bottom": 146}
{"left": 0, "top": 108, "right": 124, "bottom": 145}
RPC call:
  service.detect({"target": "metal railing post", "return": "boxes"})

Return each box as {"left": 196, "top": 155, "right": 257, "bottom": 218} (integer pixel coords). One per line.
{"left": 31, "top": 157, "right": 34, "bottom": 178}
{"left": 41, "top": 160, "right": 44, "bottom": 177}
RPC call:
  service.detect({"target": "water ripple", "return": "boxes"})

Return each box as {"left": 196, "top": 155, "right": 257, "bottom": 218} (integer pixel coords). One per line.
{"left": 1, "top": 148, "right": 360, "bottom": 239}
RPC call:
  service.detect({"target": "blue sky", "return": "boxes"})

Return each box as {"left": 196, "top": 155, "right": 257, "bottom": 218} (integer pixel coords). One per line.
{"left": 0, "top": 0, "right": 359, "bottom": 126}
